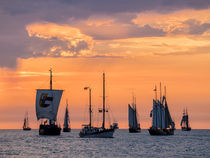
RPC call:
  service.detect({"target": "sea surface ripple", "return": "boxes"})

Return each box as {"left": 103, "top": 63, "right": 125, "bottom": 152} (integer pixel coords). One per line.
{"left": 0, "top": 129, "right": 210, "bottom": 158}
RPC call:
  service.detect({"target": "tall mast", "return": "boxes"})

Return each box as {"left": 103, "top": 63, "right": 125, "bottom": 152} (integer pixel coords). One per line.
{"left": 160, "top": 82, "right": 162, "bottom": 103}
{"left": 160, "top": 82, "right": 162, "bottom": 129}
{"left": 155, "top": 85, "right": 157, "bottom": 101}
{"left": 154, "top": 85, "right": 157, "bottom": 128}
{"left": 66, "top": 99, "right": 69, "bottom": 126}
{"left": 102, "top": 72, "right": 105, "bottom": 129}
{"left": 50, "top": 68, "right": 52, "bottom": 90}
{"left": 89, "top": 88, "right": 92, "bottom": 127}
{"left": 132, "top": 95, "right": 135, "bottom": 127}
{"left": 164, "top": 86, "right": 167, "bottom": 99}
{"left": 84, "top": 87, "right": 92, "bottom": 128}
{"left": 26, "top": 112, "right": 28, "bottom": 127}
{"left": 134, "top": 96, "right": 137, "bottom": 126}
{"left": 186, "top": 107, "right": 188, "bottom": 115}
{"left": 49, "top": 69, "right": 52, "bottom": 125}
{"left": 132, "top": 94, "right": 135, "bottom": 109}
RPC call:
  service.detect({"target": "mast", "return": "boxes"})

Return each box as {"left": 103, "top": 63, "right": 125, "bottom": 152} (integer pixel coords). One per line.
{"left": 156, "top": 86, "right": 157, "bottom": 128}
{"left": 153, "top": 85, "right": 158, "bottom": 128}
{"left": 23, "top": 113, "right": 26, "bottom": 128}
{"left": 164, "top": 86, "right": 167, "bottom": 99}
{"left": 186, "top": 107, "right": 188, "bottom": 128}
{"left": 49, "top": 68, "right": 52, "bottom": 90}
{"left": 132, "top": 95, "right": 135, "bottom": 127}
{"left": 160, "top": 82, "right": 162, "bottom": 129}
{"left": 26, "top": 112, "right": 28, "bottom": 127}
{"left": 64, "top": 99, "right": 69, "bottom": 128}
{"left": 84, "top": 87, "right": 92, "bottom": 128}
{"left": 49, "top": 69, "right": 52, "bottom": 125}
{"left": 164, "top": 86, "right": 167, "bottom": 128}
{"left": 102, "top": 72, "right": 105, "bottom": 129}
{"left": 160, "top": 82, "right": 162, "bottom": 103}
{"left": 89, "top": 88, "right": 92, "bottom": 127}
{"left": 154, "top": 85, "right": 157, "bottom": 101}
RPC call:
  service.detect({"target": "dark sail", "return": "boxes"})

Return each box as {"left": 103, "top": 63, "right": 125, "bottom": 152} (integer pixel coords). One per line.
{"left": 128, "top": 96, "right": 141, "bottom": 133}
{"left": 165, "top": 101, "right": 172, "bottom": 128}
{"left": 23, "top": 112, "right": 31, "bottom": 131}
{"left": 181, "top": 108, "right": 191, "bottom": 131}
{"left": 148, "top": 84, "right": 175, "bottom": 135}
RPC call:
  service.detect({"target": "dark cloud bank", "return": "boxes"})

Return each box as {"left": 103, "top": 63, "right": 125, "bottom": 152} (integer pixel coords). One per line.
{"left": 0, "top": 0, "right": 210, "bottom": 68}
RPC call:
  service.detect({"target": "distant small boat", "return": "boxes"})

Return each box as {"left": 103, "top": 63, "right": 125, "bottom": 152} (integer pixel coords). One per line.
{"left": 23, "top": 112, "right": 31, "bottom": 131}
{"left": 128, "top": 95, "right": 141, "bottom": 133}
{"left": 35, "top": 69, "right": 63, "bottom": 135}
{"left": 181, "top": 108, "right": 191, "bottom": 131}
{"left": 148, "top": 83, "right": 175, "bottom": 136}
{"left": 79, "top": 73, "right": 117, "bottom": 138}
{"left": 63, "top": 100, "right": 71, "bottom": 132}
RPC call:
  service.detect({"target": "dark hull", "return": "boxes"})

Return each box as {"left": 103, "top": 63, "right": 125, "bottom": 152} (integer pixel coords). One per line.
{"left": 63, "top": 127, "right": 71, "bottom": 132}
{"left": 129, "top": 128, "right": 141, "bottom": 133}
{"left": 148, "top": 127, "right": 174, "bottom": 135}
{"left": 23, "top": 127, "right": 31, "bottom": 131}
{"left": 79, "top": 128, "right": 114, "bottom": 138}
{"left": 39, "top": 125, "right": 61, "bottom": 136}
{"left": 182, "top": 127, "right": 191, "bottom": 131}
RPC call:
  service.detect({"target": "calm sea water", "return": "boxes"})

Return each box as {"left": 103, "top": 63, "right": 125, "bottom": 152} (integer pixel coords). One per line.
{"left": 0, "top": 129, "right": 209, "bottom": 158}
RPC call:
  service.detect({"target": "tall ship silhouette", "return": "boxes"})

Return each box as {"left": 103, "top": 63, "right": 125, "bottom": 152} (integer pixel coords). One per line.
{"left": 128, "top": 95, "right": 141, "bottom": 133}
{"left": 63, "top": 100, "right": 71, "bottom": 132}
{"left": 79, "top": 73, "right": 117, "bottom": 138}
{"left": 180, "top": 108, "right": 191, "bottom": 131}
{"left": 148, "top": 83, "right": 175, "bottom": 135}
{"left": 35, "top": 69, "right": 63, "bottom": 135}
{"left": 23, "top": 112, "right": 31, "bottom": 131}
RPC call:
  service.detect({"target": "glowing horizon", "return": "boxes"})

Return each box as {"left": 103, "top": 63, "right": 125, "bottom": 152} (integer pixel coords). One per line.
{"left": 0, "top": 0, "right": 210, "bottom": 129}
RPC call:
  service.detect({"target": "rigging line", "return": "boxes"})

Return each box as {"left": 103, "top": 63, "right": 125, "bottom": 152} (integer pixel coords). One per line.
{"left": 37, "top": 78, "right": 50, "bottom": 90}
{"left": 104, "top": 73, "right": 112, "bottom": 124}
{"left": 53, "top": 78, "right": 65, "bottom": 91}
{"left": 107, "top": 96, "right": 115, "bottom": 126}
{"left": 96, "top": 103, "right": 100, "bottom": 127}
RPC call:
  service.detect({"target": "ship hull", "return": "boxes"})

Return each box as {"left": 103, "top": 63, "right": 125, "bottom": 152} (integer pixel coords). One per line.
{"left": 182, "top": 127, "right": 191, "bottom": 131}
{"left": 129, "top": 127, "right": 141, "bottom": 133}
{"left": 79, "top": 128, "right": 114, "bottom": 138}
{"left": 39, "top": 124, "right": 61, "bottom": 136}
{"left": 148, "top": 127, "right": 174, "bottom": 136}
{"left": 23, "top": 127, "right": 31, "bottom": 131}
{"left": 63, "top": 127, "right": 71, "bottom": 132}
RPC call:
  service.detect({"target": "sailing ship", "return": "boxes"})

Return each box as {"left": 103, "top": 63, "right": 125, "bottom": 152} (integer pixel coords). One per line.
{"left": 63, "top": 100, "right": 71, "bottom": 132}
{"left": 180, "top": 108, "right": 191, "bottom": 131}
{"left": 148, "top": 83, "right": 175, "bottom": 135}
{"left": 35, "top": 69, "right": 63, "bottom": 135}
{"left": 23, "top": 112, "right": 31, "bottom": 131}
{"left": 128, "top": 96, "right": 141, "bottom": 133}
{"left": 79, "top": 73, "right": 116, "bottom": 138}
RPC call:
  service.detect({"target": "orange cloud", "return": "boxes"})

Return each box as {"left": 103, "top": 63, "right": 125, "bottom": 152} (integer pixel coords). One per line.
{"left": 133, "top": 9, "right": 210, "bottom": 35}
{"left": 26, "top": 23, "right": 94, "bottom": 57}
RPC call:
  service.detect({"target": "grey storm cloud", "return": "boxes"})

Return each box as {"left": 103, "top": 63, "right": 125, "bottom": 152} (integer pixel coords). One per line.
{"left": 0, "top": 0, "right": 210, "bottom": 68}
{"left": 82, "top": 24, "right": 166, "bottom": 40}
{"left": 185, "top": 19, "right": 210, "bottom": 35}
{"left": 171, "top": 19, "right": 210, "bottom": 35}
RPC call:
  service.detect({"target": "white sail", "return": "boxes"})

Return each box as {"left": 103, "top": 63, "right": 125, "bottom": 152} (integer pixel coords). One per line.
{"left": 36, "top": 89, "right": 63, "bottom": 121}
{"left": 152, "top": 100, "right": 157, "bottom": 128}
{"left": 128, "top": 104, "right": 135, "bottom": 128}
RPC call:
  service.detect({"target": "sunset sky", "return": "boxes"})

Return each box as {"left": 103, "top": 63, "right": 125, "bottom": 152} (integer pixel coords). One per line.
{"left": 0, "top": 0, "right": 209, "bottom": 129}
